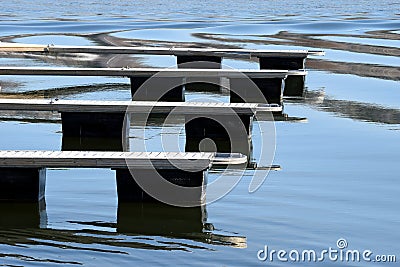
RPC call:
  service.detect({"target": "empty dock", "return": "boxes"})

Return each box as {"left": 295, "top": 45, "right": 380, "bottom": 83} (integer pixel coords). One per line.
{"left": 0, "top": 43, "right": 324, "bottom": 63}
{"left": 0, "top": 150, "right": 246, "bottom": 205}
{"left": 0, "top": 99, "right": 276, "bottom": 153}
{"left": 0, "top": 43, "right": 324, "bottom": 93}
{"left": 0, "top": 43, "right": 325, "bottom": 99}
{"left": 0, "top": 66, "right": 304, "bottom": 78}
{"left": 0, "top": 98, "right": 281, "bottom": 114}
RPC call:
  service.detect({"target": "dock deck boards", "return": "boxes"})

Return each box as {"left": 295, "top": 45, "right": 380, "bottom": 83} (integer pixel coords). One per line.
{"left": 0, "top": 43, "right": 325, "bottom": 58}
{"left": 0, "top": 66, "right": 306, "bottom": 78}
{"left": 0, "top": 150, "right": 247, "bottom": 169}
{"left": 0, "top": 99, "right": 282, "bottom": 114}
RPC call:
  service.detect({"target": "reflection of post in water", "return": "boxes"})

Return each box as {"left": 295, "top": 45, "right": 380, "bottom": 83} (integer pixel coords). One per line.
{"left": 301, "top": 90, "right": 400, "bottom": 125}
{"left": 117, "top": 202, "right": 247, "bottom": 248}
{"left": 0, "top": 201, "right": 246, "bottom": 249}
{"left": 117, "top": 203, "right": 206, "bottom": 234}
{"left": 0, "top": 200, "right": 247, "bottom": 248}
{"left": 0, "top": 199, "right": 47, "bottom": 229}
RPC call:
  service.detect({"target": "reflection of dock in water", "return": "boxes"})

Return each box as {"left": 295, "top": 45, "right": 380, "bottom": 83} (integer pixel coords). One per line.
{"left": 0, "top": 201, "right": 47, "bottom": 229}
{"left": 294, "top": 90, "right": 400, "bottom": 125}
{"left": 192, "top": 32, "right": 400, "bottom": 81}
{"left": 0, "top": 82, "right": 130, "bottom": 97}
{"left": 0, "top": 202, "right": 247, "bottom": 250}
{"left": 0, "top": 47, "right": 146, "bottom": 69}
{"left": 0, "top": 110, "right": 60, "bottom": 123}
{"left": 307, "top": 59, "right": 400, "bottom": 81}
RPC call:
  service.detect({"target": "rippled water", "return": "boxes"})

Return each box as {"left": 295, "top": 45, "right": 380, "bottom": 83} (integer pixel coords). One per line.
{"left": 0, "top": 1, "right": 399, "bottom": 266}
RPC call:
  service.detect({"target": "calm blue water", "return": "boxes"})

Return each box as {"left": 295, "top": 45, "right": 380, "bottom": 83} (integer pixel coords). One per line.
{"left": 0, "top": 1, "right": 399, "bottom": 266}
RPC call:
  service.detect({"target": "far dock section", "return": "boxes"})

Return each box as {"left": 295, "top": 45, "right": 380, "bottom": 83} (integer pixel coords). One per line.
{"left": 0, "top": 66, "right": 305, "bottom": 104}
{"left": 0, "top": 43, "right": 323, "bottom": 97}
{"left": 0, "top": 43, "right": 324, "bottom": 59}
{"left": 0, "top": 43, "right": 323, "bottom": 69}
{"left": 0, "top": 150, "right": 246, "bottom": 205}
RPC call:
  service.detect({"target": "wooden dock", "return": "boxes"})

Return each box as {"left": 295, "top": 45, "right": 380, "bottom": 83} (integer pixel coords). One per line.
{"left": 0, "top": 66, "right": 304, "bottom": 78}
{"left": 0, "top": 98, "right": 282, "bottom": 114}
{"left": 0, "top": 66, "right": 305, "bottom": 103}
{"left": 0, "top": 43, "right": 325, "bottom": 59}
{"left": 0, "top": 67, "right": 307, "bottom": 104}
{"left": 0, "top": 150, "right": 246, "bottom": 169}
{"left": 0, "top": 98, "right": 272, "bottom": 154}
{"left": 0, "top": 43, "right": 324, "bottom": 99}
{"left": 0, "top": 150, "right": 246, "bottom": 204}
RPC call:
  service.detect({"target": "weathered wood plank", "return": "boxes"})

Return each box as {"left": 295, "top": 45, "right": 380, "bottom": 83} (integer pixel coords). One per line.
{"left": 0, "top": 150, "right": 247, "bottom": 169}
{"left": 0, "top": 66, "right": 306, "bottom": 78}
{"left": 0, "top": 43, "right": 325, "bottom": 58}
{"left": 0, "top": 99, "right": 282, "bottom": 114}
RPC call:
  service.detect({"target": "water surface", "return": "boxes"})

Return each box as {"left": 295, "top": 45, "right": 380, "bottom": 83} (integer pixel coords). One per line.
{"left": 0, "top": 1, "right": 399, "bottom": 266}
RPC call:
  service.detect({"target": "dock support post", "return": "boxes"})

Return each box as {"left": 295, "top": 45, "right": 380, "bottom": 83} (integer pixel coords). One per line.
{"left": 0, "top": 168, "right": 46, "bottom": 202}
{"left": 177, "top": 55, "right": 222, "bottom": 91}
{"left": 115, "top": 168, "right": 207, "bottom": 205}
{"left": 185, "top": 114, "right": 253, "bottom": 159}
{"left": 130, "top": 77, "right": 184, "bottom": 102}
{"left": 259, "top": 56, "right": 305, "bottom": 70}
{"left": 62, "top": 136, "right": 129, "bottom": 151}
{"left": 177, "top": 55, "right": 222, "bottom": 68}
{"left": 259, "top": 56, "right": 306, "bottom": 97}
{"left": 282, "top": 75, "right": 306, "bottom": 97}
{"left": 230, "top": 77, "right": 284, "bottom": 104}
{"left": 185, "top": 115, "right": 253, "bottom": 139}
{"left": 61, "top": 112, "right": 129, "bottom": 151}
